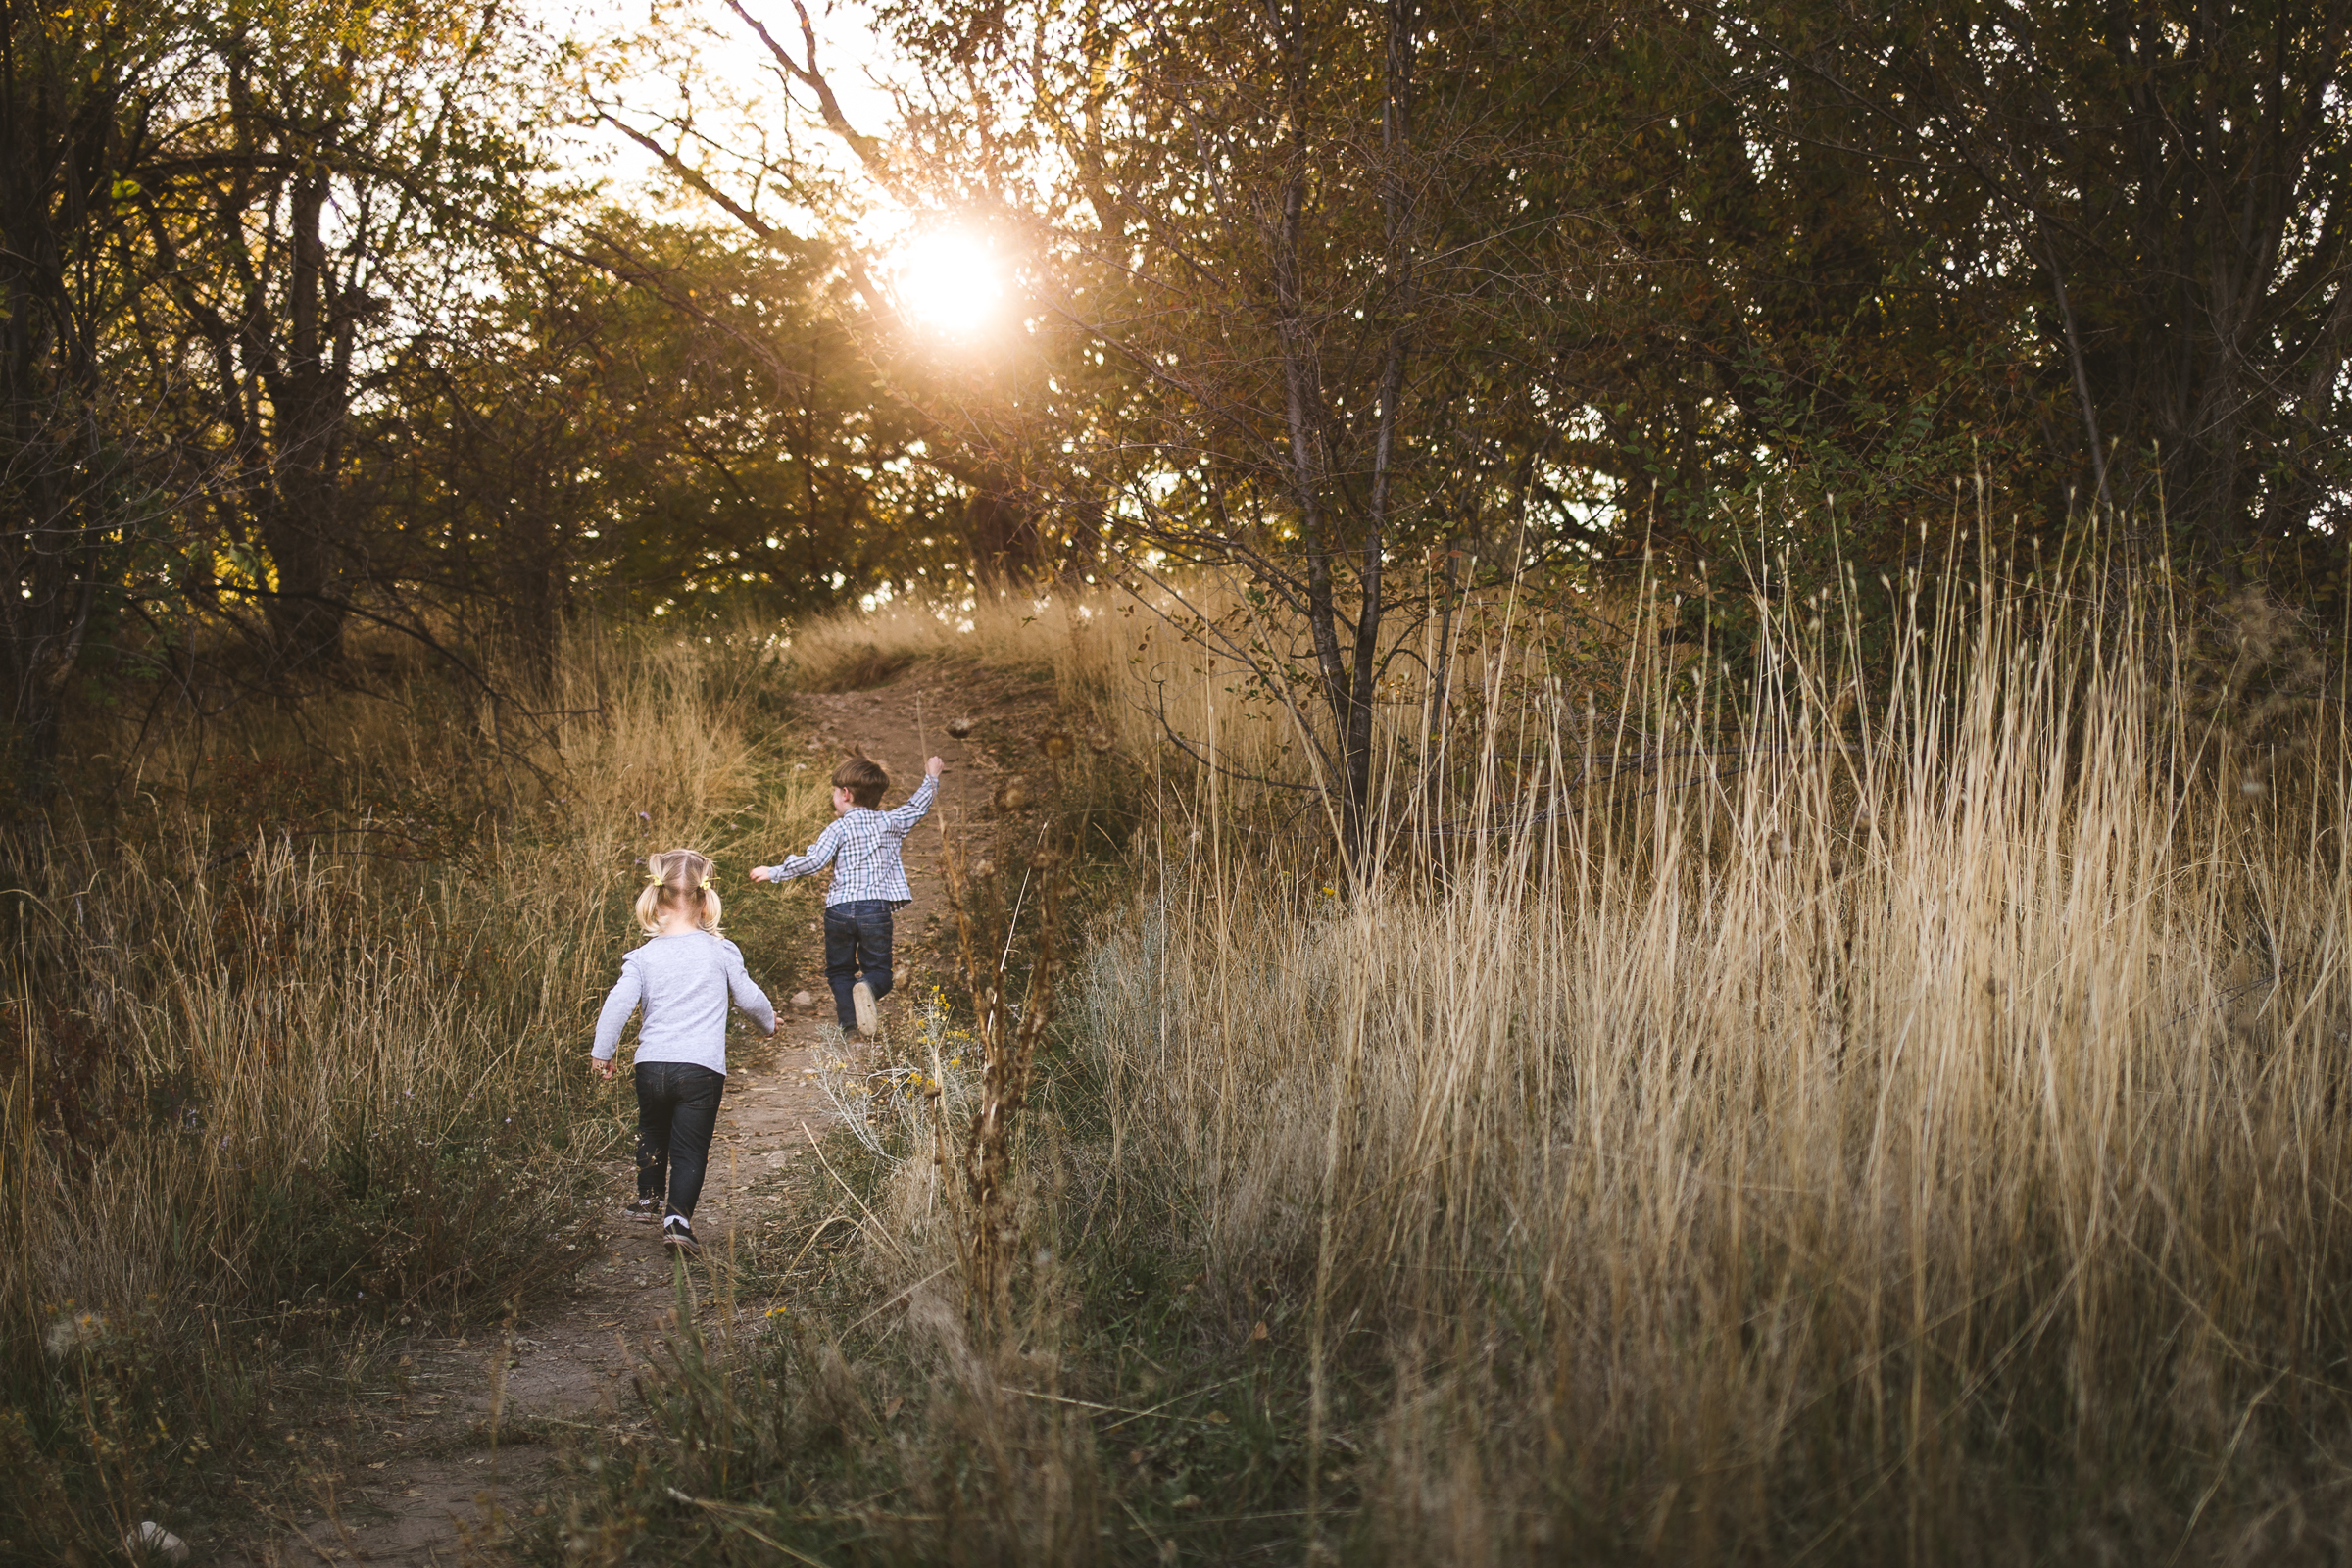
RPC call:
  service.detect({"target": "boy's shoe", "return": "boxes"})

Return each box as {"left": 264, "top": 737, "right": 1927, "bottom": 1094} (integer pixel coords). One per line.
{"left": 623, "top": 1197, "right": 662, "bottom": 1220}
{"left": 662, "top": 1216, "right": 699, "bottom": 1253}
{"left": 851, "top": 980, "right": 881, "bottom": 1037}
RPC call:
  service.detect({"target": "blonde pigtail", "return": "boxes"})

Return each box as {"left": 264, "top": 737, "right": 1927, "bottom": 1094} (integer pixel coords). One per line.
{"left": 634, "top": 849, "right": 723, "bottom": 935}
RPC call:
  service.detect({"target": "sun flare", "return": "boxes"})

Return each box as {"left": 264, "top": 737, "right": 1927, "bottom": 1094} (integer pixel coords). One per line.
{"left": 889, "top": 228, "right": 1003, "bottom": 333}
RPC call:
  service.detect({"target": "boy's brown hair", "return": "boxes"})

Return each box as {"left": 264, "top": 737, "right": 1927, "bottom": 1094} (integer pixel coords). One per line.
{"left": 832, "top": 747, "right": 889, "bottom": 808}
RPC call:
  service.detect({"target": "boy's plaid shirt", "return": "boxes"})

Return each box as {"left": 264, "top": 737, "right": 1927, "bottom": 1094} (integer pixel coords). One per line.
{"left": 757, "top": 773, "right": 938, "bottom": 906}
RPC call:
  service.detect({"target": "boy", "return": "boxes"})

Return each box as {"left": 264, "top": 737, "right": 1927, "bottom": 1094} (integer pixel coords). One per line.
{"left": 752, "top": 747, "right": 945, "bottom": 1036}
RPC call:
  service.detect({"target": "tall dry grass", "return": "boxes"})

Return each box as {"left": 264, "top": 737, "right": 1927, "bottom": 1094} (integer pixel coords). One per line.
{"left": 550, "top": 985, "right": 1108, "bottom": 1567}
{"left": 527, "top": 553, "right": 2352, "bottom": 1564}
{"left": 782, "top": 589, "right": 1086, "bottom": 691}
{"left": 0, "top": 621, "right": 792, "bottom": 1560}
{"left": 788, "top": 567, "right": 1626, "bottom": 826}
{"left": 1059, "top": 552, "right": 2352, "bottom": 1561}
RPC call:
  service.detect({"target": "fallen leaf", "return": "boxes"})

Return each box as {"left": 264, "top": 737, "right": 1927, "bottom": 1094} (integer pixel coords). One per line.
{"left": 1250, "top": 1320, "right": 1269, "bottom": 1343}
{"left": 367, "top": 1461, "right": 387, "bottom": 1470}
{"left": 883, "top": 1396, "right": 906, "bottom": 1419}
{"left": 1204, "top": 1410, "right": 1230, "bottom": 1426}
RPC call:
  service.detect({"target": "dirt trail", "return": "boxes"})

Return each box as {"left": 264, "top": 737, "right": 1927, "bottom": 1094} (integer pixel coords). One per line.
{"left": 230, "top": 667, "right": 1047, "bottom": 1566}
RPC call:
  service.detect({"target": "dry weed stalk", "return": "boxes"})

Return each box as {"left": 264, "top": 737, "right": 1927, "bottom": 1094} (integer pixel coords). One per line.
{"left": 940, "top": 832, "right": 1063, "bottom": 1322}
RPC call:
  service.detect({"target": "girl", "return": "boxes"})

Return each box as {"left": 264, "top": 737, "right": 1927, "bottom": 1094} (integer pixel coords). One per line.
{"left": 591, "top": 849, "right": 776, "bottom": 1252}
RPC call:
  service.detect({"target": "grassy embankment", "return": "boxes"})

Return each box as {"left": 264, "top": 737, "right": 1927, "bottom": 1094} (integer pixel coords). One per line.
{"left": 0, "top": 625, "right": 821, "bottom": 1561}
{"left": 16, "top": 546, "right": 2352, "bottom": 1566}
{"left": 548, "top": 551, "right": 2352, "bottom": 1567}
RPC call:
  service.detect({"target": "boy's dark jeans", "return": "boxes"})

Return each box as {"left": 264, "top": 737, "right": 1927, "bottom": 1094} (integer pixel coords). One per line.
{"left": 823, "top": 898, "right": 896, "bottom": 1028}
{"left": 634, "top": 1061, "right": 723, "bottom": 1221}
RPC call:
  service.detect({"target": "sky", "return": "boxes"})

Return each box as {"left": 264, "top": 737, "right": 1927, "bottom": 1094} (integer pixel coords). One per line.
{"left": 534, "top": 0, "right": 907, "bottom": 217}
{"left": 527, "top": 0, "right": 1020, "bottom": 335}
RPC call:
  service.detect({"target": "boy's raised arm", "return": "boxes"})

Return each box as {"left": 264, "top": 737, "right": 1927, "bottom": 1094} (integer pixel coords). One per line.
{"left": 885, "top": 764, "right": 943, "bottom": 831}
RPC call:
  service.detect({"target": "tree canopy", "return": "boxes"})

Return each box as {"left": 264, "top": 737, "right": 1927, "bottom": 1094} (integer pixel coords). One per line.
{"left": 7, "top": 0, "right": 2349, "bottom": 808}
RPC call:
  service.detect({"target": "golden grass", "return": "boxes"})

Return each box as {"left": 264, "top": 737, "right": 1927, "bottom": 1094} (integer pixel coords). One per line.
{"left": 31, "top": 557, "right": 2342, "bottom": 1562}
{"left": 1057, "top": 559, "right": 2352, "bottom": 1559}
{"left": 782, "top": 589, "right": 1083, "bottom": 691}
{"left": 0, "top": 619, "right": 795, "bottom": 1559}
{"left": 558, "top": 559, "right": 2352, "bottom": 1561}
{"left": 780, "top": 566, "right": 1580, "bottom": 805}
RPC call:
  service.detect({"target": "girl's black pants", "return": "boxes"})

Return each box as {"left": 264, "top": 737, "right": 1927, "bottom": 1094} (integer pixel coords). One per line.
{"left": 634, "top": 1061, "right": 724, "bottom": 1220}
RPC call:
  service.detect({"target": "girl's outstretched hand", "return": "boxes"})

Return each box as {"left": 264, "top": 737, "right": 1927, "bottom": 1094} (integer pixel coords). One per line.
{"left": 749, "top": 865, "right": 774, "bottom": 883}
{"left": 925, "top": 756, "right": 946, "bottom": 778}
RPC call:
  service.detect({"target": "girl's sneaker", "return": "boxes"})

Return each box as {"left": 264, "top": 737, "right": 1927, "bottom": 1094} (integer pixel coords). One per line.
{"left": 624, "top": 1197, "right": 662, "bottom": 1220}
{"left": 852, "top": 980, "right": 881, "bottom": 1037}
{"left": 662, "top": 1215, "right": 699, "bottom": 1252}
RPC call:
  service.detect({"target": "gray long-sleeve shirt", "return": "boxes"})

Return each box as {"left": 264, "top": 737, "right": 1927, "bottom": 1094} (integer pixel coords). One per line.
{"left": 591, "top": 930, "right": 775, "bottom": 1075}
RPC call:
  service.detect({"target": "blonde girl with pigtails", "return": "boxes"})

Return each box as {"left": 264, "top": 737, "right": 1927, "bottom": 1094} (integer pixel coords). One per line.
{"left": 590, "top": 849, "right": 776, "bottom": 1252}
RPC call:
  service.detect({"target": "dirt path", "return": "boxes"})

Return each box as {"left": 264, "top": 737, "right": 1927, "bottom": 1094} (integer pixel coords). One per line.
{"left": 229, "top": 666, "right": 1053, "bottom": 1566}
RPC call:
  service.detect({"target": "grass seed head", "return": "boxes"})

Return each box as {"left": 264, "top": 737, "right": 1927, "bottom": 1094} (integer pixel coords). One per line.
{"left": 44, "top": 1310, "right": 103, "bottom": 1358}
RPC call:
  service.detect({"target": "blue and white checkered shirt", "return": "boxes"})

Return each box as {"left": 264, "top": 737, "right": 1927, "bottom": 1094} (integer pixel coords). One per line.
{"left": 756, "top": 774, "right": 938, "bottom": 906}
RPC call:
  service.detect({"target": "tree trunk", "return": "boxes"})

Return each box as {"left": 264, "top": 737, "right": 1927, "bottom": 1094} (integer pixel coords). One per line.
{"left": 0, "top": 10, "right": 126, "bottom": 797}
{"left": 255, "top": 162, "right": 348, "bottom": 668}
